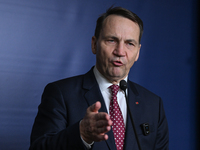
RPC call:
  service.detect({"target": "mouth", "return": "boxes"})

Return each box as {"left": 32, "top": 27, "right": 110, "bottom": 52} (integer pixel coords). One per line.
{"left": 112, "top": 60, "right": 123, "bottom": 66}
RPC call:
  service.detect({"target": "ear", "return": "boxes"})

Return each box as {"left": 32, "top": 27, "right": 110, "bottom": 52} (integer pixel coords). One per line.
{"left": 91, "top": 36, "right": 97, "bottom": 54}
{"left": 135, "top": 44, "right": 141, "bottom": 61}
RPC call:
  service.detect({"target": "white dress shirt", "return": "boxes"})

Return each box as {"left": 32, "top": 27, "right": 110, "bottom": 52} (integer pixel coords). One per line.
{"left": 93, "top": 66, "right": 127, "bottom": 126}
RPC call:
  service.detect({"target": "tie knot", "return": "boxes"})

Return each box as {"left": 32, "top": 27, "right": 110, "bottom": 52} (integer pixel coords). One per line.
{"left": 109, "top": 84, "right": 119, "bottom": 96}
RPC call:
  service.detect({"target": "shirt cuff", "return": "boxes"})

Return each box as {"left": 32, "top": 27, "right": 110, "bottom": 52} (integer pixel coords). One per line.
{"left": 79, "top": 120, "right": 94, "bottom": 149}
{"left": 80, "top": 135, "right": 94, "bottom": 149}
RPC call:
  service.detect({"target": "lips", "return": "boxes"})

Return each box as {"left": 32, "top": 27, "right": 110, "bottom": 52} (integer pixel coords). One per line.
{"left": 112, "top": 60, "right": 123, "bottom": 66}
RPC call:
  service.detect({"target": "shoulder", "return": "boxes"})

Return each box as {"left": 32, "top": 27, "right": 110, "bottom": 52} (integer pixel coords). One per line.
{"left": 44, "top": 67, "right": 95, "bottom": 92}
{"left": 128, "top": 80, "right": 161, "bottom": 100}
{"left": 53, "top": 74, "right": 84, "bottom": 85}
{"left": 44, "top": 74, "right": 84, "bottom": 94}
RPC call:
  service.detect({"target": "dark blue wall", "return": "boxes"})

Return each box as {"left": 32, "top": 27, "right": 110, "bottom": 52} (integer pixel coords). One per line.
{"left": 0, "top": 0, "right": 198, "bottom": 149}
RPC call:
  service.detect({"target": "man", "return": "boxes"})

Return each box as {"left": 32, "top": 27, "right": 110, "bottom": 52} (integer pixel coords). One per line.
{"left": 30, "top": 7, "right": 169, "bottom": 150}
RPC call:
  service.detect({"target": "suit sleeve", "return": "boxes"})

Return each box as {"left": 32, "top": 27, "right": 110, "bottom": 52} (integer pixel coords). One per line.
{"left": 29, "top": 83, "right": 87, "bottom": 150}
{"left": 154, "top": 98, "right": 169, "bottom": 150}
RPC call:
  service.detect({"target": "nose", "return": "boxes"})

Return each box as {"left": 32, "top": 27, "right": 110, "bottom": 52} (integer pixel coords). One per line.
{"left": 113, "top": 42, "right": 126, "bottom": 57}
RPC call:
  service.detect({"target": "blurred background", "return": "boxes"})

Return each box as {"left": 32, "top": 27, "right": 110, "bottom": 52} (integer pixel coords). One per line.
{"left": 0, "top": 0, "right": 199, "bottom": 149}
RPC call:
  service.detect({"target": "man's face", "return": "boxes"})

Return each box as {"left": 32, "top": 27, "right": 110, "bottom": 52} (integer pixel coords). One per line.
{"left": 92, "top": 15, "right": 141, "bottom": 84}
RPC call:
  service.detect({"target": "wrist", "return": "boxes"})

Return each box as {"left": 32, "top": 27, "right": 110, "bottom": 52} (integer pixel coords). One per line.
{"left": 79, "top": 120, "right": 93, "bottom": 144}
{"left": 80, "top": 120, "right": 94, "bottom": 149}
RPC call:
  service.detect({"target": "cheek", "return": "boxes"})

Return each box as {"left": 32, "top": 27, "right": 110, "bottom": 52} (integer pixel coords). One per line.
{"left": 127, "top": 53, "right": 138, "bottom": 66}
{"left": 96, "top": 49, "right": 108, "bottom": 65}
{"left": 97, "top": 47, "right": 111, "bottom": 60}
{"left": 127, "top": 59, "right": 135, "bottom": 68}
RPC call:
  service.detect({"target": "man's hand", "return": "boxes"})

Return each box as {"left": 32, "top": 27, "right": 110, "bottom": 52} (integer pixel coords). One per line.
{"left": 80, "top": 101, "right": 112, "bottom": 144}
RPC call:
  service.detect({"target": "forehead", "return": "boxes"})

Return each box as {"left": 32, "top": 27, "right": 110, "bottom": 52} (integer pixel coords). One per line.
{"left": 101, "top": 15, "right": 140, "bottom": 41}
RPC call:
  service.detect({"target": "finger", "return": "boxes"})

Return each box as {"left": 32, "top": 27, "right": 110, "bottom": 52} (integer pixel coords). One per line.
{"left": 88, "top": 101, "right": 101, "bottom": 113}
{"left": 94, "top": 112, "right": 110, "bottom": 122}
{"left": 95, "top": 119, "right": 112, "bottom": 128}
{"left": 94, "top": 133, "right": 109, "bottom": 142}
{"left": 95, "top": 124, "right": 112, "bottom": 134}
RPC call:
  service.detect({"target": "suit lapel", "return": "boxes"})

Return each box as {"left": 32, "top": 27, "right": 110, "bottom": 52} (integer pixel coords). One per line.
{"left": 82, "top": 67, "right": 108, "bottom": 112}
{"left": 82, "top": 68, "right": 117, "bottom": 150}
{"left": 124, "top": 80, "right": 141, "bottom": 150}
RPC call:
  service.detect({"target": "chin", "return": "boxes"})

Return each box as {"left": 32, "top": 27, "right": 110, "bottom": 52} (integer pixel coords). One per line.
{"left": 111, "top": 73, "right": 125, "bottom": 79}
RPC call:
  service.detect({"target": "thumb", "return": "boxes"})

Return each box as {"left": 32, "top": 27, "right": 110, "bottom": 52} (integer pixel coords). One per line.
{"left": 88, "top": 101, "right": 101, "bottom": 113}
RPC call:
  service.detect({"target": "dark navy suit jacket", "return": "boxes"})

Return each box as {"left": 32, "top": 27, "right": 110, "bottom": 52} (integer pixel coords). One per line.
{"left": 30, "top": 67, "right": 169, "bottom": 150}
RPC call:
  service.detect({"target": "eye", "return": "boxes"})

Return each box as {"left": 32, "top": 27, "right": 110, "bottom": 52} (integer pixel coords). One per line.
{"left": 107, "top": 39, "right": 115, "bottom": 43}
{"left": 127, "top": 42, "right": 135, "bottom": 47}
{"left": 128, "top": 42, "right": 134, "bottom": 46}
{"left": 105, "top": 39, "right": 116, "bottom": 45}
{"left": 125, "top": 40, "right": 137, "bottom": 47}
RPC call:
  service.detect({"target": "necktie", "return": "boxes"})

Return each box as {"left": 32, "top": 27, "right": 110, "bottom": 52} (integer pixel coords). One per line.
{"left": 109, "top": 84, "right": 125, "bottom": 150}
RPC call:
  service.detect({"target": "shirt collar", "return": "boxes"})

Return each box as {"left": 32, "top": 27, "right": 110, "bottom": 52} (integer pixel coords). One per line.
{"left": 93, "top": 66, "right": 128, "bottom": 92}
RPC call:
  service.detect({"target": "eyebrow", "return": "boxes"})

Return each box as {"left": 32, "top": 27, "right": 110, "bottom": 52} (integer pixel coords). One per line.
{"left": 126, "top": 39, "right": 138, "bottom": 45}
{"left": 103, "top": 36, "right": 118, "bottom": 40}
{"left": 104, "top": 36, "right": 138, "bottom": 45}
